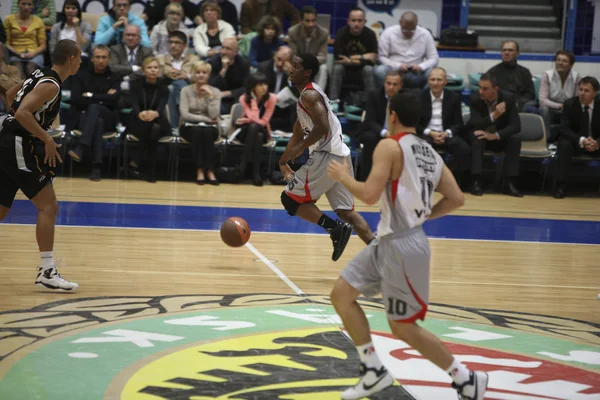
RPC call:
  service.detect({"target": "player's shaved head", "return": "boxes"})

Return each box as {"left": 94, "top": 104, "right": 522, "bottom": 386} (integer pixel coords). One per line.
{"left": 53, "top": 39, "right": 80, "bottom": 65}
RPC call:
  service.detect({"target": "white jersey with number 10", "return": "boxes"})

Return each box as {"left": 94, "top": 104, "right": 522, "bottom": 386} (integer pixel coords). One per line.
{"left": 296, "top": 82, "right": 350, "bottom": 157}
{"left": 377, "top": 132, "right": 444, "bottom": 237}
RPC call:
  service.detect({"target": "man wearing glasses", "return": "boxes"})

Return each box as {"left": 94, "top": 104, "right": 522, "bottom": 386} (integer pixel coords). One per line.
{"left": 486, "top": 40, "right": 535, "bottom": 111}
{"left": 95, "top": 0, "right": 151, "bottom": 48}
{"left": 375, "top": 11, "right": 439, "bottom": 89}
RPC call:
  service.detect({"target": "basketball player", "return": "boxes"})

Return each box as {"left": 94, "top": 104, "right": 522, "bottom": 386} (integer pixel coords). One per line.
{"left": 327, "top": 91, "right": 488, "bottom": 399}
{"left": 0, "top": 40, "right": 82, "bottom": 291}
{"left": 279, "top": 53, "right": 375, "bottom": 261}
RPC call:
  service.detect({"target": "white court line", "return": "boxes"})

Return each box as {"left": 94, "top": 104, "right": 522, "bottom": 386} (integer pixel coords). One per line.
{"left": 1, "top": 222, "right": 599, "bottom": 247}
{"left": 244, "top": 242, "right": 304, "bottom": 295}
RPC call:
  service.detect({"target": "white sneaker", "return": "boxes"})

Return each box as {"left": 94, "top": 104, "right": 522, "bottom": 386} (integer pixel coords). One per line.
{"left": 453, "top": 371, "right": 488, "bottom": 400}
{"left": 341, "top": 363, "right": 394, "bottom": 400}
{"left": 35, "top": 266, "right": 79, "bottom": 291}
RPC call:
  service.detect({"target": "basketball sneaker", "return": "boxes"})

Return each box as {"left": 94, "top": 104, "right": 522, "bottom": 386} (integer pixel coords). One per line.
{"left": 341, "top": 363, "right": 394, "bottom": 399}
{"left": 453, "top": 371, "right": 488, "bottom": 400}
{"left": 330, "top": 221, "right": 353, "bottom": 261}
{"left": 35, "top": 265, "right": 79, "bottom": 291}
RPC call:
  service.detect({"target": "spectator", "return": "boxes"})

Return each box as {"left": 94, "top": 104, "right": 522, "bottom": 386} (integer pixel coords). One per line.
{"left": 467, "top": 73, "right": 522, "bottom": 197}
{"left": 109, "top": 24, "right": 153, "bottom": 105}
{"left": 258, "top": 45, "right": 295, "bottom": 131}
{"left": 68, "top": 45, "right": 121, "bottom": 182}
{"left": 356, "top": 70, "right": 403, "bottom": 180}
{"left": 375, "top": 11, "right": 438, "bottom": 89}
{"left": 329, "top": 7, "right": 377, "bottom": 101}
{"left": 150, "top": 2, "right": 190, "bottom": 56}
{"left": 486, "top": 40, "right": 535, "bottom": 111}
{"left": 193, "top": 1, "right": 235, "bottom": 59}
{"left": 95, "top": 0, "right": 151, "bottom": 48}
{"left": 49, "top": 0, "right": 92, "bottom": 65}
{"left": 142, "top": 0, "right": 201, "bottom": 31}
{"left": 156, "top": 30, "right": 199, "bottom": 129}
{"left": 249, "top": 16, "right": 283, "bottom": 68}
{"left": 179, "top": 61, "right": 222, "bottom": 185}
{"left": 4, "top": 0, "right": 46, "bottom": 77}
{"left": 553, "top": 77, "right": 600, "bottom": 198}
{"left": 240, "top": 0, "right": 299, "bottom": 35}
{"left": 197, "top": 0, "right": 239, "bottom": 34}
{"left": 11, "top": 0, "right": 55, "bottom": 27}
{"left": 416, "top": 67, "right": 470, "bottom": 186}
{"left": 127, "top": 57, "right": 170, "bottom": 183}
{"left": 287, "top": 6, "right": 329, "bottom": 90}
{"left": 0, "top": 45, "right": 22, "bottom": 120}
{"left": 207, "top": 37, "right": 251, "bottom": 114}
{"left": 539, "top": 50, "right": 581, "bottom": 139}
{"left": 235, "top": 72, "right": 276, "bottom": 186}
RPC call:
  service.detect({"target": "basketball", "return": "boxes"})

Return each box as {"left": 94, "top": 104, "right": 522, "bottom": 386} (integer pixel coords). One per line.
{"left": 220, "top": 217, "right": 251, "bottom": 247}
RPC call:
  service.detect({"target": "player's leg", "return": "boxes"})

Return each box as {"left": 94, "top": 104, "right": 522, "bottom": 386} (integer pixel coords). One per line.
{"left": 336, "top": 209, "right": 374, "bottom": 245}
{"left": 0, "top": 169, "right": 18, "bottom": 221}
{"left": 331, "top": 242, "right": 394, "bottom": 400}
{"left": 30, "top": 184, "right": 78, "bottom": 291}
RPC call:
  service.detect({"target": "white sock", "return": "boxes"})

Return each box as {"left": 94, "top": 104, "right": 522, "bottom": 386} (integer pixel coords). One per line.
{"left": 446, "top": 358, "right": 470, "bottom": 384}
{"left": 356, "top": 342, "right": 383, "bottom": 369}
{"left": 40, "top": 251, "right": 54, "bottom": 270}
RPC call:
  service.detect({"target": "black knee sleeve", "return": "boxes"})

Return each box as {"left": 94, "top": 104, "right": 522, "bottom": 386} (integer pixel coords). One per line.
{"left": 280, "top": 191, "right": 300, "bottom": 216}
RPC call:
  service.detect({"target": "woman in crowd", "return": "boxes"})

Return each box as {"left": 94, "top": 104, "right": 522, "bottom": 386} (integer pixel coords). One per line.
{"left": 193, "top": 1, "right": 235, "bottom": 59}
{"left": 179, "top": 61, "right": 222, "bottom": 185}
{"left": 128, "top": 57, "right": 170, "bottom": 183}
{"left": 49, "top": 0, "right": 92, "bottom": 65}
{"left": 249, "top": 16, "right": 283, "bottom": 68}
{"left": 4, "top": 0, "right": 46, "bottom": 77}
{"left": 236, "top": 72, "right": 276, "bottom": 186}
{"left": 150, "top": 2, "right": 190, "bottom": 56}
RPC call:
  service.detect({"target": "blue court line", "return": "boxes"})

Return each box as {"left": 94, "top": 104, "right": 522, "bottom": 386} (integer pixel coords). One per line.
{"left": 1, "top": 200, "right": 599, "bottom": 245}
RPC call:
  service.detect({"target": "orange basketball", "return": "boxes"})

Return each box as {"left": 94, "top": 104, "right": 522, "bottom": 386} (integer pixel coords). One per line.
{"left": 220, "top": 217, "right": 251, "bottom": 247}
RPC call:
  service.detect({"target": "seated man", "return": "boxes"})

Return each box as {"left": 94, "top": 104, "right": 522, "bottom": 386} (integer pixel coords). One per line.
{"left": 375, "top": 11, "right": 438, "bottom": 89}
{"left": 554, "top": 77, "right": 600, "bottom": 198}
{"left": 467, "top": 73, "right": 522, "bottom": 197}
{"left": 287, "top": 6, "right": 329, "bottom": 90}
{"left": 417, "top": 67, "right": 470, "bottom": 186}
{"left": 486, "top": 40, "right": 535, "bottom": 111}
{"left": 329, "top": 7, "right": 377, "bottom": 101}
{"left": 258, "top": 45, "right": 296, "bottom": 132}
{"left": 109, "top": 24, "right": 153, "bottom": 107}
{"left": 67, "top": 45, "right": 121, "bottom": 182}
{"left": 356, "top": 70, "right": 402, "bottom": 181}
{"left": 156, "top": 30, "right": 199, "bottom": 130}
{"left": 95, "top": 0, "right": 150, "bottom": 48}
{"left": 207, "top": 37, "right": 251, "bottom": 114}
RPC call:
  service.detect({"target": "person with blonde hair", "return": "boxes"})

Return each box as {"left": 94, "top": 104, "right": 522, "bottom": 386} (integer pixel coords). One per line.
{"left": 150, "top": 3, "right": 190, "bottom": 55}
{"left": 179, "top": 61, "right": 222, "bottom": 185}
{"left": 127, "top": 57, "right": 170, "bottom": 182}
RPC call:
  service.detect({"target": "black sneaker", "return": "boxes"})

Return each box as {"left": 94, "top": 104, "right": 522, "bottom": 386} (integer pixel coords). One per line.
{"left": 330, "top": 221, "right": 353, "bottom": 261}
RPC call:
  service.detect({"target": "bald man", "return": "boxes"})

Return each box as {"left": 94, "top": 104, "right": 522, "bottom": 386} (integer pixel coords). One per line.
{"left": 375, "top": 11, "right": 439, "bottom": 89}
{"left": 208, "top": 37, "right": 251, "bottom": 114}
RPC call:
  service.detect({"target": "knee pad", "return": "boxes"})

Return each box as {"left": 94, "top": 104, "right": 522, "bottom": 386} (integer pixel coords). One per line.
{"left": 281, "top": 191, "right": 300, "bottom": 216}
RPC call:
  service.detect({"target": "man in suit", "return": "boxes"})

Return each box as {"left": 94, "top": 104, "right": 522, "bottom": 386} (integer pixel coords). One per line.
{"left": 417, "top": 67, "right": 470, "bottom": 185}
{"left": 258, "top": 45, "right": 296, "bottom": 131}
{"left": 554, "top": 76, "right": 600, "bottom": 198}
{"left": 356, "top": 70, "right": 403, "bottom": 181}
{"left": 208, "top": 37, "right": 251, "bottom": 114}
{"left": 468, "top": 72, "right": 523, "bottom": 197}
{"left": 109, "top": 24, "right": 153, "bottom": 107}
{"left": 156, "top": 30, "right": 199, "bottom": 129}
{"left": 287, "top": 6, "right": 329, "bottom": 90}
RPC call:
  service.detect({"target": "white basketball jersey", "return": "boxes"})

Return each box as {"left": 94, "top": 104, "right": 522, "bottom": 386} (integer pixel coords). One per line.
{"left": 296, "top": 82, "right": 350, "bottom": 157}
{"left": 377, "top": 132, "right": 444, "bottom": 237}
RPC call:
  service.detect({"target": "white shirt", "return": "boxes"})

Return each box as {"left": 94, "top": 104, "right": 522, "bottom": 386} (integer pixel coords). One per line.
{"left": 171, "top": 54, "right": 185, "bottom": 71}
{"left": 273, "top": 65, "right": 284, "bottom": 93}
{"left": 424, "top": 91, "right": 452, "bottom": 137}
{"left": 378, "top": 25, "right": 439, "bottom": 71}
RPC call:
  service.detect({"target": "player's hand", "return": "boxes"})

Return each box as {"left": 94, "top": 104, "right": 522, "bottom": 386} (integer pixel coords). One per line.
{"left": 44, "top": 140, "right": 63, "bottom": 167}
{"left": 327, "top": 158, "right": 349, "bottom": 183}
{"left": 279, "top": 163, "right": 294, "bottom": 182}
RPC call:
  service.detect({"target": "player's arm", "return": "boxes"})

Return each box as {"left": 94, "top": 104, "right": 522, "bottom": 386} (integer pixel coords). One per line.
{"left": 5, "top": 80, "right": 24, "bottom": 108}
{"left": 296, "top": 90, "right": 329, "bottom": 151}
{"left": 328, "top": 138, "right": 398, "bottom": 205}
{"left": 14, "top": 82, "right": 59, "bottom": 144}
{"left": 428, "top": 165, "right": 465, "bottom": 220}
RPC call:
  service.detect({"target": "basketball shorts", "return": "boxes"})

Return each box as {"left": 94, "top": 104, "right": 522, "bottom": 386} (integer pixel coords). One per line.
{"left": 0, "top": 133, "right": 54, "bottom": 208}
{"left": 285, "top": 151, "right": 354, "bottom": 211}
{"left": 341, "top": 227, "right": 431, "bottom": 322}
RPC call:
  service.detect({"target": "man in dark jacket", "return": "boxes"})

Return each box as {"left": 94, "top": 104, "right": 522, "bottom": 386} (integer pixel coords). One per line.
{"left": 208, "top": 37, "right": 251, "bottom": 114}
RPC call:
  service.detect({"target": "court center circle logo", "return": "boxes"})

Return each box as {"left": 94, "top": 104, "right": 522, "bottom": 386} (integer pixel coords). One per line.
{"left": 0, "top": 294, "right": 598, "bottom": 399}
